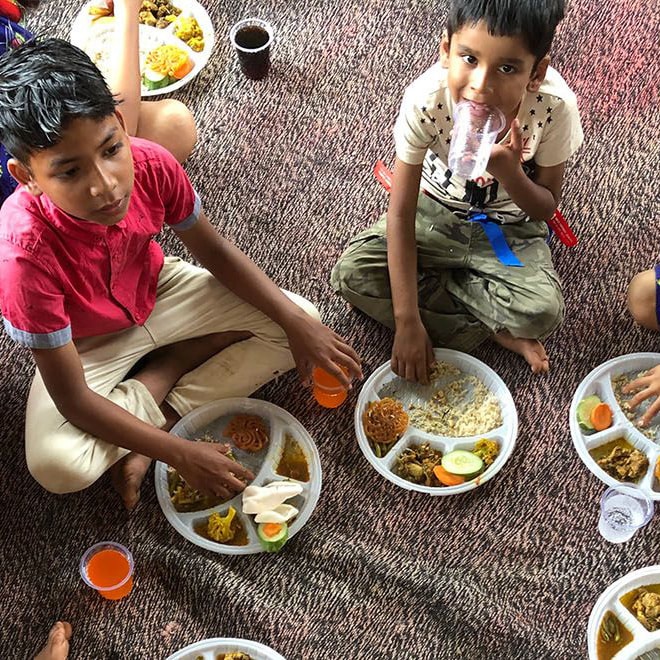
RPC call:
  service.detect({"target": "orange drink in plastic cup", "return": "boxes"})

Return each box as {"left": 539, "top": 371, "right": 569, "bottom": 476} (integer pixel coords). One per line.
{"left": 80, "top": 541, "right": 134, "bottom": 600}
{"left": 312, "top": 366, "right": 349, "bottom": 408}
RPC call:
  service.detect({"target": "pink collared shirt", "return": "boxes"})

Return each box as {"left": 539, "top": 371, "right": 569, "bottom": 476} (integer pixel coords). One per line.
{"left": 0, "top": 137, "right": 200, "bottom": 348}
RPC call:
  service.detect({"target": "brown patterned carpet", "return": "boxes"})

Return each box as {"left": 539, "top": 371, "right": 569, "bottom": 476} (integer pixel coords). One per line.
{"left": 2, "top": 0, "right": 660, "bottom": 658}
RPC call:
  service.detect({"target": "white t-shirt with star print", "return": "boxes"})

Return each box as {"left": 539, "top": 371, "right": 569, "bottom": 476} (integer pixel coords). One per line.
{"left": 393, "top": 63, "right": 584, "bottom": 223}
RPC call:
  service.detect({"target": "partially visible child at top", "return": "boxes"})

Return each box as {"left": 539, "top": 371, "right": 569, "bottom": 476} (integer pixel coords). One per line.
{"left": 0, "top": 38, "right": 362, "bottom": 509}
{"left": 331, "top": 0, "right": 583, "bottom": 381}
{"left": 0, "top": 0, "right": 196, "bottom": 206}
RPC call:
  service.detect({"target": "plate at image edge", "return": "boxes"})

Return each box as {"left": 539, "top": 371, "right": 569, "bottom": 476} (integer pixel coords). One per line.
{"left": 588, "top": 565, "right": 660, "bottom": 660}
{"left": 355, "top": 348, "right": 518, "bottom": 495}
{"left": 70, "top": 0, "right": 215, "bottom": 97}
{"left": 166, "top": 637, "right": 286, "bottom": 660}
{"left": 570, "top": 353, "right": 660, "bottom": 501}
{"left": 154, "top": 398, "right": 322, "bottom": 555}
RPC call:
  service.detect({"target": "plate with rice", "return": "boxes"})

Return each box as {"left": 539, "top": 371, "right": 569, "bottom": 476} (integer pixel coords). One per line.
{"left": 355, "top": 348, "right": 518, "bottom": 495}
{"left": 70, "top": 0, "right": 215, "bottom": 97}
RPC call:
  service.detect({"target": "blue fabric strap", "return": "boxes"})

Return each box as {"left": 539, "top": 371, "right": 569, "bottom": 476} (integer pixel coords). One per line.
{"left": 467, "top": 212, "right": 523, "bottom": 267}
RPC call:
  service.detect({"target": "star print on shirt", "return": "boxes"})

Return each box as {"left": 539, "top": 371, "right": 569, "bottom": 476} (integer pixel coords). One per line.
{"left": 430, "top": 116, "right": 436, "bottom": 123}
{"left": 537, "top": 121, "right": 543, "bottom": 128}
{"left": 547, "top": 116, "right": 553, "bottom": 123}
{"left": 445, "top": 138, "right": 451, "bottom": 144}
{"left": 530, "top": 109, "right": 536, "bottom": 116}
{"left": 522, "top": 124, "right": 529, "bottom": 131}
{"left": 437, "top": 103, "right": 443, "bottom": 109}
{"left": 445, "top": 116, "right": 451, "bottom": 122}
{"left": 536, "top": 94, "right": 543, "bottom": 102}
{"left": 546, "top": 107, "right": 553, "bottom": 114}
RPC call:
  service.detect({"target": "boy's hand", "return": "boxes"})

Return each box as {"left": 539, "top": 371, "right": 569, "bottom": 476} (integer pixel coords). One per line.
{"left": 622, "top": 365, "right": 660, "bottom": 427}
{"left": 391, "top": 319, "right": 435, "bottom": 384}
{"left": 487, "top": 118, "right": 523, "bottom": 182}
{"left": 284, "top": 313, "right": 362, "bottom": 388}
{"left": 176, "top": 440, "right": 255, "bottom": 499}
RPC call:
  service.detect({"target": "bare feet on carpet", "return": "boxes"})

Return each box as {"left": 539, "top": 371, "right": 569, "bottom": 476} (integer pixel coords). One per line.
{"left": 35, "top": 622, "right": 71, "bottom": 660}
{"left": 111, "top": 452, "right": 153, "bottom": 511}
{"left": 493, "top": 330, "right": 549, "bottom": 374}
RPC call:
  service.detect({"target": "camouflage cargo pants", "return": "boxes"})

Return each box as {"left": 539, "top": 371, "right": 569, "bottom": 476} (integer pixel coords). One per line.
{"left": 330, "top": 193, "right": 564, "bottom": 352}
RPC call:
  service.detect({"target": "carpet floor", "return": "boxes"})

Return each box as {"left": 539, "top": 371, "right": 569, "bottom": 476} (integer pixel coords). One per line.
{"left": 2, "top": 0, "right": 660, "bottom": 658}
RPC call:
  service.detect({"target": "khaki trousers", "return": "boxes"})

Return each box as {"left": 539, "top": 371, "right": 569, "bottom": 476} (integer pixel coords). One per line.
{"left": 25, "top": 257, "right": 318, "bottom": 494}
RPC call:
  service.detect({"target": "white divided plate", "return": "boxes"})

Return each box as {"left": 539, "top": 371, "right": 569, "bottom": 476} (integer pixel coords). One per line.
{"left": 70, "top": 0, "right": 215, "bottom": 97}
{"left": 155, "top": 398, "right": 321, "bottom": 554}
{"left": 355, "top": 348, "right": 518, "bottom": 495}
{"left": 570, "top": 353, "right": 660, "bottom": 500}
{"left": 588, "top": 566, "right": 660, "bottom": 660}
{"left": 166, "top": 637, "right": 286, "bottom": 660}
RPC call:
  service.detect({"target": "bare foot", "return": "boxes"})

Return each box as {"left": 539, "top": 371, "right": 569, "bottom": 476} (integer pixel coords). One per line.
{"left": 35, "top": 622, "right": 72, "bottom": 660}
{"left": 111, "top": 453, "right": 152, "bottom": 510}
{"left": 493, "top": 330, "right": 549, "bottom": 374}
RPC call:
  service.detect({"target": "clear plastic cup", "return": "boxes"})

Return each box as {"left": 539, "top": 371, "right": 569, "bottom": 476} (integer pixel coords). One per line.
{"left": 229, "top": 18, "right": 274, "bottom": 80}
{"left": 448, "top": 101, "right": 506, "bottom": 179}
{"left": 80, "top": 541, "right": 134, "bottom": 600}
{"left": 598, "top": 484, "right": 654, "bottom": 543}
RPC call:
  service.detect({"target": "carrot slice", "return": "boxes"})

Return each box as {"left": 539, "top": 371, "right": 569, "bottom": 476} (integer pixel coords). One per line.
{"left": 172, "top": 56, "right": 194, "bottom": 80}
{"left": 590, "top": 403, "right": 613, "bottom": 431}
{"left": 433, "top": 465, "right": 465, "bottom": 487}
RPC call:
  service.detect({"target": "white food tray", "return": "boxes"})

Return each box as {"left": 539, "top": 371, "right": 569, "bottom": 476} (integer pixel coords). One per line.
{"left": 570, "top": 353, "right": 660, "bottom": 500}
{"left": 588, "top": 566, "right": 660, "bottom": 659}
{"left": 155, "top": 398, "right": 321, "bottom": 554}
{"left": 355, "top": 348, "right": 518, "bottom": 495}
{"left": 71, "top": 0, "right": 215, "bottom": 96}
{"left": 167, "top": 637, "right": 286, "bottom": 660}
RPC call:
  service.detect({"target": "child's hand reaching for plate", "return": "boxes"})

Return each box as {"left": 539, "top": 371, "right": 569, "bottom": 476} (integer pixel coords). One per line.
{"left": 176, "top": 440, "right": 255, "bottom": 499}
{"left": 622, "top": 365, "right": 660, "bottom": 426}
{"left": 284, "top": 312, "right": 362, "bottom": 388}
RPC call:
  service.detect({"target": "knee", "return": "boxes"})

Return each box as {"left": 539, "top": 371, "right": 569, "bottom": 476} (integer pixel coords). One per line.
{"left": 143, "top": 99, "right": 198, "bottom": 163}
{"left": 26, "top": 437, "right": 101, "bottom": 495}
{"left": 510, "top": 289, "right": 564, "bottom": 339}
{"left": 628, "top": 270, "right": 659, "bottom": 331}
{"left": 284, "top": 290, "right": 321, "bottom": 321}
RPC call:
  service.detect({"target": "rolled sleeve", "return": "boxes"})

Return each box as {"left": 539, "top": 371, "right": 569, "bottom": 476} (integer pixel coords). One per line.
{"left": 0, "top": 247, "right": 71, "bottom": 348}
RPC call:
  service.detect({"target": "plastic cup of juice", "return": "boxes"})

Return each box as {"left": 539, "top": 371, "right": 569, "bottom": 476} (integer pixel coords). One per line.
{"left": 312, "top": 366, "right": 349, "bottom": 408}
{"left": 80, "top": 541, "right": 134, "bottom": 600}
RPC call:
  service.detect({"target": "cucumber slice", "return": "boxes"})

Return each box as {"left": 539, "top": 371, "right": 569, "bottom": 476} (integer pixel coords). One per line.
{"left": 141, "top": 68, "right": 171, "bottom": 91}
{"left": 577, "top": 394, "right": 601, "bottom": 431}
{"left": 442, "top": 450, "right": 484, "bottom": 476}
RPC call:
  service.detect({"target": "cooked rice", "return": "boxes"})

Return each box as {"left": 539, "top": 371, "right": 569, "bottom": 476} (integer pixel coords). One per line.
{"left": 407, "top": 362, "right": 502, "bottom": 436}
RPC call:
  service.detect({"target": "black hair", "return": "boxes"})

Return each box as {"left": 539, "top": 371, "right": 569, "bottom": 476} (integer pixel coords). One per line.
{"left": 446, "top": 0, "right": 566, "bottom": 62}
{"left": 0, "top": 37, "right": 117, "bottom": 163}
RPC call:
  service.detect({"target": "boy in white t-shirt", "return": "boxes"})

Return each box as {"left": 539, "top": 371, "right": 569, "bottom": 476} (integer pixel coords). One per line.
{"left": 332, "top": 0, "right": 583, "bottom": 380}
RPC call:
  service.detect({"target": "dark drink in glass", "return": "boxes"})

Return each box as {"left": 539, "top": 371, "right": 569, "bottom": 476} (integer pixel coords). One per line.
{"left": 229, "top": 19, "right": 274, "bottom": 80}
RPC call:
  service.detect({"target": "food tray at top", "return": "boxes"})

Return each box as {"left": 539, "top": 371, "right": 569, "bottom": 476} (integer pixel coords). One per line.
{"left": 588, "top": 566, "right": 660, "bottom": 660}
{"left": 70, "top": 0, "right": 215, "bottom": 97}
{"left": 155, "top": 398, "right": 321, "bottom": 555}
{"left": 166, "top": 637, "right": 286, "bottom": 660}
{"left": 355, "top": 348, "right": 518, "bottom": 495}
{"left": 570, "top": 353, "right": 660, "bottom": 501}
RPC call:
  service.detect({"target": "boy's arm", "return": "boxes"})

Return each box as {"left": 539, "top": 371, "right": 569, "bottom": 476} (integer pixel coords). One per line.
{"left": 175, "top": 211, "right": 362, "bottom": 387}
{"left": 386, "top": 158, "right": 435, "bottom": 384}
{"left": 107, "top": 0, "right": 142, "bottom": 135}
{"left": 31, "top": 342, "right": 253, "bottom": 497}
{"left": 488, "top": 119, "right": 564, "bottom": 222}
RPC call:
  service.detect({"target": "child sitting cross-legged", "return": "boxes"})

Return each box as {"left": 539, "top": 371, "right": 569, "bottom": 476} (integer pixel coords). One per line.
{"left": 0, "top": 38, "right": 362, "bottom": 509}
{"left": 331, "top": 0, "right": 583, "bottom": 381}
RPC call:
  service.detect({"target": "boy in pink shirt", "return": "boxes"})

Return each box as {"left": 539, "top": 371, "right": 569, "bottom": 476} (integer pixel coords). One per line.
{"left": 0, "top": 38, "right": 362, "bottom": 509}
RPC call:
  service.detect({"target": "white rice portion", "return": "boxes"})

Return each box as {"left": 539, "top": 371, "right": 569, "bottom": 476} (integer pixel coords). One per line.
{"left": 408, "top": 362, "right": 502, "bottom": 437}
